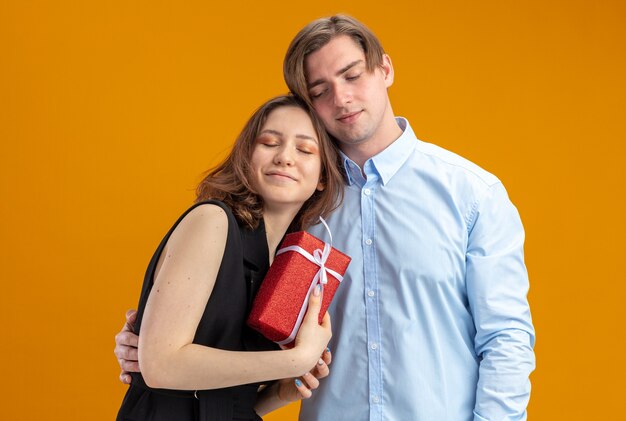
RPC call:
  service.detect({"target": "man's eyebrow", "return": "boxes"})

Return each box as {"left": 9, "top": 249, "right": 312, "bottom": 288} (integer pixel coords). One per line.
{"left": 307, "top": 59, "right": 364, "bottom": 89}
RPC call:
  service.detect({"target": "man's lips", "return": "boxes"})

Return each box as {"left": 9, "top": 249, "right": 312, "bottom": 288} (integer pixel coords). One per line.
{"left": 336, "top": 110, "right": 362, "bottom": 124}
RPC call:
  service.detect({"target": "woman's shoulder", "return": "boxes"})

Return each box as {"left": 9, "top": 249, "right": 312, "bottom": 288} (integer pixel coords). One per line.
{"left": 165, "top": 201, "right": 233, "bottom": 250}
{"left": 179, "top": 202, "right": 230, "bottom": 233}
{"left": 187, "top": 200, "right": 233, "bottom": 220}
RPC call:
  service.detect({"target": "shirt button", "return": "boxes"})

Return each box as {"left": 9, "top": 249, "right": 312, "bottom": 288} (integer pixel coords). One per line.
{"left": 372, "top": 395, "right": 380, "bottom": 404}
{"left": 370, "top": 342, "right": 378, "bottom": 350}
{"left": 367, "top": 290, "right": 375, "bottom": 297}
{"left": 363, "top": 188, "right": 371, "bottom": 195}
{"left": 365, "top": 238, "right": 373, "bottom": 245}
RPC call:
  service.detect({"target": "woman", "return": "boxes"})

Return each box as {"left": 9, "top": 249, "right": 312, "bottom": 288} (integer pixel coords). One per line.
{"left": 116, "top": 95, "right": 345, "bottom": 420}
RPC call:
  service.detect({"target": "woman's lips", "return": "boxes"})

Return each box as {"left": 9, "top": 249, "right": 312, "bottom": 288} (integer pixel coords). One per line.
{"left": 266, "top": 171, "right": 296, "bottom": 181}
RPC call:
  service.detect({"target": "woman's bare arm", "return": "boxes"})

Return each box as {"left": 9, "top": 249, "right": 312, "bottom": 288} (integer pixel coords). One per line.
{"left": 138, "top": 204, "right": 331, "bottom": 390}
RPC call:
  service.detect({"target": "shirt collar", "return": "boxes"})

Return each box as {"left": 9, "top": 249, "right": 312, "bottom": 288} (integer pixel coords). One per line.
{"left": 340, "top": 117, "right": 418, "bottom": 186}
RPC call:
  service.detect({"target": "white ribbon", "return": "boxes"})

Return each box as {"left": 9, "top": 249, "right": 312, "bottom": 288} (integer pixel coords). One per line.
{"left": 274, "top": 217, "right": 342, "bottom": 346}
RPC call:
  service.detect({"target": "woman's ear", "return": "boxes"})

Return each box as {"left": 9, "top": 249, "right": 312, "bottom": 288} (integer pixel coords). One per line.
{"left": 316, "top": 179, "right": 326, "bottom": 191}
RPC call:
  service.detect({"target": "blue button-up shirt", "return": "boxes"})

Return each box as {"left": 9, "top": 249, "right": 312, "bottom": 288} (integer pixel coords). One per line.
{"left": 302, "top": 118, "right": 535, "bottom": 421}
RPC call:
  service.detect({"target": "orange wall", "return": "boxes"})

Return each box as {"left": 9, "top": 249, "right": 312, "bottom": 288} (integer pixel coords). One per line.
{"left": 1, "top": 1, "right": 624, "bottom": 419}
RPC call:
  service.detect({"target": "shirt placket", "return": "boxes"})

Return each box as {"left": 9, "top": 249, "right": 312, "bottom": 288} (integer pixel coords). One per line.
{"left": 361, "top": 161, "right": 383, "bottom": 421}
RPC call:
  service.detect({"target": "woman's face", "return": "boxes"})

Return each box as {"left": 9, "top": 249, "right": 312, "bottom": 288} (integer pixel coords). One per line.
{"left": 250, "top": 106, "right": 324, "bottom": 212}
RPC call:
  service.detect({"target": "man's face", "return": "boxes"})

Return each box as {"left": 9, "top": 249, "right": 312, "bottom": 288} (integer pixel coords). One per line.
{"left": 304, "top": 35, "right": 394, "bottom": 149}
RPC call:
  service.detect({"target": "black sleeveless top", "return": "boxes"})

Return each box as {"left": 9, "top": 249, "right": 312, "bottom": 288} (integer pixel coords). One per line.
{"left": 117, "top": 201, "right": 278, "bottom": 421}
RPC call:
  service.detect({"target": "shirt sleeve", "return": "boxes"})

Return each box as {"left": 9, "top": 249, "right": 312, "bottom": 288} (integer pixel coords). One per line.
{"left": 465, "top": 182, "right": 536, "bottom": 421}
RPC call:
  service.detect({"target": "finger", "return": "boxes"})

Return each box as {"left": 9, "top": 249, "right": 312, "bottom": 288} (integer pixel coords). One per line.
{"left": 119, "top": 371, "right": 132, "bottom": 385}
{"left": 294, "top": 378, "right": 312, "bottom": 399}
{"left": 114, "top": 343, "right": 139, "bottom": 361}
{"left": 125, "top": 309, "right": 138, "bottom": 325}
{"left": 320, "top": 311, "right": 331, "bottom": 331}
{"left": 312, "top": 358, "right": 330, "bottom": 379}
{"left": 115, "top": 331, "right": 139, "bottom": 349}
{"left": 120, "top": 359, "right": 140, "bottom": 373}
{"left": 303, "top": 284, "right": 323, "bottom": 324}
{"left": 321, "top": 347, "right": 332, "bottom": 365}
{"left": 301, "top": 371, "right": 320, "bottom": 390}
{"left": 122, "top": 309, "right": 138, "bottom": 332}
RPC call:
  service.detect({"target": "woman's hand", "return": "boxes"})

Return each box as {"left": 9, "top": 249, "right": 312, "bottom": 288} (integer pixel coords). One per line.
{"left": 277, "top": 347, "right": 332, "bottom": 401}
{"left": 292, "top": 284, "right": 332, "bottom": 369}
{"left": 255, "top": 347, "right": 332, "bottom": 416}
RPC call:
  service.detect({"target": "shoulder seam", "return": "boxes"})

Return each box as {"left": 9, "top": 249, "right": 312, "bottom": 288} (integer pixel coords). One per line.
{"left": 414, "top": 142, "right": 500, "bottom": 188}
{"left": 465, "top": 181, "right": 503, "bottom": 233}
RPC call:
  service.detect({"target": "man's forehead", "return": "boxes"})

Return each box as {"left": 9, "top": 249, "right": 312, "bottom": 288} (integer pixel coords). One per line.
{"left": 304, "top": 36, "right": 366, "bottom": 80}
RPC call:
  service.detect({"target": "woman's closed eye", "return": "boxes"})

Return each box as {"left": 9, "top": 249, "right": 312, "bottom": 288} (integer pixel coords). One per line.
{"left": 256, "top": 135, "right": 280, "bottom": 147}
{"left": 296, "top": 139, "right": 319, "bottom": 156}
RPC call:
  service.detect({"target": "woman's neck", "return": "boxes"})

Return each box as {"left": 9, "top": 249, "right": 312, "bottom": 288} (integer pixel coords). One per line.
{"left": 262, "top": 206, "right": 301, "bottom": 264}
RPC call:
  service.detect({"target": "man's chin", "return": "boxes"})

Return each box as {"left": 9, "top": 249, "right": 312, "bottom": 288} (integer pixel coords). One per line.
{"left": 334, "top": 131, "right": 370, "bottom": 146}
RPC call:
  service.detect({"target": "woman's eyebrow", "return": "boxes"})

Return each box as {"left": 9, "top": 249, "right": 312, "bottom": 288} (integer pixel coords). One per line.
{"left": 259, "top": 129, "right": 283, "bottom": 137}
{"left": 296, "top": 134, "right": 318, "bottom": 143}
{"left": 260, "top": 129, "right": 317, "bottom": 143}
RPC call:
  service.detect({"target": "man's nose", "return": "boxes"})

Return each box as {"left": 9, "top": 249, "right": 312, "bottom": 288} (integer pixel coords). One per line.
{"left": 333, "top": 83, "right": 352, "bottom": 107}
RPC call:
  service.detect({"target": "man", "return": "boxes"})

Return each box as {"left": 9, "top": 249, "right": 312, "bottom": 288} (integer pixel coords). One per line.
{"left": 115, "top": 15, "right": 535, "bottom": 420}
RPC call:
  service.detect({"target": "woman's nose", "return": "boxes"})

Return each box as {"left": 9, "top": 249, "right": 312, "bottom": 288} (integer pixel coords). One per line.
{"left": 273, "top": 145, "right": 294, "bottom": 166}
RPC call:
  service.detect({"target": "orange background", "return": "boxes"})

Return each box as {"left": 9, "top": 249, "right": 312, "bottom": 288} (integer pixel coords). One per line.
{"left": 1, "top": 1, "right": 624, "bottom": 419}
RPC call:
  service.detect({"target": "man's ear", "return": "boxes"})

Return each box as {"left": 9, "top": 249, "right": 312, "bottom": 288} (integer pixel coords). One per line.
{"left": 380, "top": 54, "right": 395, "bottom": 88}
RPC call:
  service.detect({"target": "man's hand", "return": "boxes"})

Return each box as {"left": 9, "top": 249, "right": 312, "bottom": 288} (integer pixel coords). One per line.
{"left": 114, "top": 309, "right": 140, "bottom": 384}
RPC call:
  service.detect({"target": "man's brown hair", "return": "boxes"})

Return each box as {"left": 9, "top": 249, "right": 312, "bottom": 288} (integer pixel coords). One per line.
{"left": 284, "top": 14, "right": 386, "bottom": 104}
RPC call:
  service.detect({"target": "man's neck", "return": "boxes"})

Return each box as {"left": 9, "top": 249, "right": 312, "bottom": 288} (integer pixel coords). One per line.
{"left": 341, "top": 116, "right": 403, "bottom": 169}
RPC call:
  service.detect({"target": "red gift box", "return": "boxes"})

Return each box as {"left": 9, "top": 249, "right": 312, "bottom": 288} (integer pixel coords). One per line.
{"left": 247, "top": 230, "right": 351, "bottom": 347}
